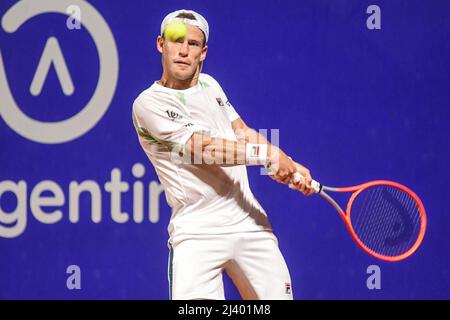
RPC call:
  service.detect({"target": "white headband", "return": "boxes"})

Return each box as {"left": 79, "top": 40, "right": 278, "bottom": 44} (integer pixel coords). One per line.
{"left": 160, "top": 9, "right": 209, "bottom": 43}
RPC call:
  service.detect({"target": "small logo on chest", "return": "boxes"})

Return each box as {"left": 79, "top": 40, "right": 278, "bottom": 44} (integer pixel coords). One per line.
{"left": 166, "top": 110, "right": 182, "bottom": 121}
{"left": 216, "top": 97, "right": 225, "bottom": 106}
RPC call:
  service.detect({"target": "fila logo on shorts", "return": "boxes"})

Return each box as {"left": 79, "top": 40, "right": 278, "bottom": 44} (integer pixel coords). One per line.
{"left": 285, "top": 283, "right": 292, "bottom": 295}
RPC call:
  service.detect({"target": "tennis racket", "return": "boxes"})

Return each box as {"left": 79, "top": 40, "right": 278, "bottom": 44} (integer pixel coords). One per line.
{"left": 291, "top": 172, "right": 427, "bottom": 262}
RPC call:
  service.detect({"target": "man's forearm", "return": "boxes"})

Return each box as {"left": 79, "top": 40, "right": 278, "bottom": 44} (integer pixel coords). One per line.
{"left": 237, "top": 127, "right": 277, "bottom": 158}
{"left": 186, "top": 133, "right": 269, "bottom": 167}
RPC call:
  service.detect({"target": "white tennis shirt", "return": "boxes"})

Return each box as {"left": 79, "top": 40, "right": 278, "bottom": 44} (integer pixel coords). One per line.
{"left": 132, "top": 73, "right": 272, "bottom": 242}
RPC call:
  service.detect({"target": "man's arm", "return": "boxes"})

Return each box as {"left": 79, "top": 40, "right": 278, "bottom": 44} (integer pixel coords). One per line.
{"left": 185, "top": 118, "right": 288, "bottom": 170}
{"left": 184, "top": 118, "right": 314, "bottom": 195}
{"left": 231, "top": 118, "right": 314, "bottom": 195}
{"left": 185, "top": 132, "right": 246, "bottom": 166}
{"left": 230, "top": 118, "right": 296, "bottom": 180}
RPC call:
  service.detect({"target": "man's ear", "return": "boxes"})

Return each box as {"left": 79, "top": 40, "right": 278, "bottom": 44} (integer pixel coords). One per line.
{"left": 157, "top": 35, "right": 164, "bottom": 54}
{"left": 200, "top": 45, "right": 208, "bottom": 62}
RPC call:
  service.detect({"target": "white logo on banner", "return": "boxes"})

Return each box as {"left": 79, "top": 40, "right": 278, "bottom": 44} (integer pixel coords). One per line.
{"left": 0, "top": 0, "right": 119, "bottom": 144}
{"left": 30, "top": 37, "right": 75, "bottom": 96}
{"left": 0, "top": 163, "right": 165, "bottom": 238}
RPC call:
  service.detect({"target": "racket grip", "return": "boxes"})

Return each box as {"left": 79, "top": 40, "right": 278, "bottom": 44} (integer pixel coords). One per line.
{"left": 292, "top": 172, "right": 322, "bottom": 193}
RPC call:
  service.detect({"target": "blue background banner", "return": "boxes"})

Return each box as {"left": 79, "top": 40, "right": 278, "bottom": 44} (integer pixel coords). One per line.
{"left": 1, "top": 0, "right": 449, "bottom": 299}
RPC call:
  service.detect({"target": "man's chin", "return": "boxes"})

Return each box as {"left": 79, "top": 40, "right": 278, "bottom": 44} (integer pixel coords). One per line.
{"left": 173, "top": 71, "right": 195, "bottom": 81}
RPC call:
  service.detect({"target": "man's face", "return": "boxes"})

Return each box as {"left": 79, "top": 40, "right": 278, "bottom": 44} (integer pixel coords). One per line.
{"left": 157, "top": 24, "right": 208, "bottom": 81}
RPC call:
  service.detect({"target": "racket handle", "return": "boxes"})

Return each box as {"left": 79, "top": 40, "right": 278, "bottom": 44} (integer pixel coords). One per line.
{"left": 292, "top": 172, "right": 322, "bottom": 193}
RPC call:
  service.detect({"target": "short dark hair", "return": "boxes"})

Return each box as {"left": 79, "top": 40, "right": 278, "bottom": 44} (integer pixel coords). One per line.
{"left": 176, "top": 12, "right": 196, "bottom": 20}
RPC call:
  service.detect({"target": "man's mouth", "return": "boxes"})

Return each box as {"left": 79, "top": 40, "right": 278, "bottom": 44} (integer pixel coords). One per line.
{"left": 174, "top": 61, "right": 190, "bottom": 66}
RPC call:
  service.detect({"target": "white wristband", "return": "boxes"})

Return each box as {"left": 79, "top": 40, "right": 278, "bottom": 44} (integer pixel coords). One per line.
{"left": 245, "top": 143, "right": 268, "bottom": 166}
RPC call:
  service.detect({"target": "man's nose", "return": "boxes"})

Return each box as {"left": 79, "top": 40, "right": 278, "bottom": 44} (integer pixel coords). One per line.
{"left": 179, "top": 39, "right": 189, "bottom": 56}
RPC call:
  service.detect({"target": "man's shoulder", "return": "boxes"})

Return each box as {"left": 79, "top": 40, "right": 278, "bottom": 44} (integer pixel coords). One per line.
{"left": 199, "top": 73, "right": 222, "bottom": 89}
{"left": 133, "top": 83, "right": 173, "bottom": 109}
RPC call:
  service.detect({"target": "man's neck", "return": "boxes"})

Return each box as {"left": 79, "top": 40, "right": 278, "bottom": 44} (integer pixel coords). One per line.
{"left": 159, "top": 72, "right": 199, "bottom": 90}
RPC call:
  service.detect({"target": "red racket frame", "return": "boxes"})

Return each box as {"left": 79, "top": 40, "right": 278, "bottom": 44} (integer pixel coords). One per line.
{"left": 320, "top": 180, "right": 427, "bottom": 262}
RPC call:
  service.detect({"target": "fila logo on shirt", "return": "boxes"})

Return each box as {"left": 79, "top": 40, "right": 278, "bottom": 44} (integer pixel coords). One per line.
{"left": 216, "top": 97, "right": 232, "bottom": 108}
{"left": 166, "top": 110, "right": 182, "bottom": 121}
{"left": 216, "top": 97, "right": 225, "bottom": 106}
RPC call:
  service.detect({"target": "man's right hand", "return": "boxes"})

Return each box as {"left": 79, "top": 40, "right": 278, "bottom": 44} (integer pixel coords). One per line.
{"left": 266, "top": 146, "right": 297, "bottom": 184}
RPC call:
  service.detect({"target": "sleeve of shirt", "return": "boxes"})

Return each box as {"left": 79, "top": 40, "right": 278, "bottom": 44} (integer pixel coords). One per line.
{"left": 223, "top": 99, "right": 240, "bottom": 122}
{"left": 132, "top": 92, "right": 208, "bottom": 153}
{"left": 201, "top": 74, "right": 240, "bottom": 122}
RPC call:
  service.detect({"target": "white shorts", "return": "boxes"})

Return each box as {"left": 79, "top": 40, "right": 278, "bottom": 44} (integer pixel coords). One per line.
{"left": 168, "top": 231, "right": 293, "bottom": 300}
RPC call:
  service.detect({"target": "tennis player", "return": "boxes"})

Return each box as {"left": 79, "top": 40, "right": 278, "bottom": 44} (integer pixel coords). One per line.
{"left": 132, "top": 9, "right": 314, "bottom": 300}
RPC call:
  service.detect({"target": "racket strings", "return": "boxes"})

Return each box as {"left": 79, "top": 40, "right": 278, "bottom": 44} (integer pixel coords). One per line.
{"left": 350, "top": 185, "right": 422, "bottom": 257}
